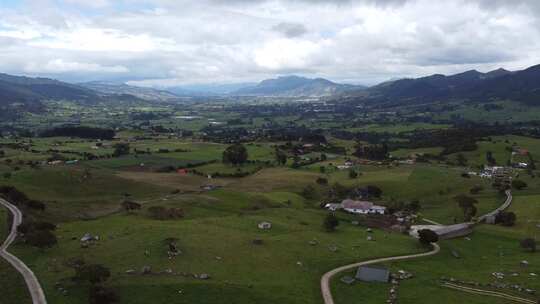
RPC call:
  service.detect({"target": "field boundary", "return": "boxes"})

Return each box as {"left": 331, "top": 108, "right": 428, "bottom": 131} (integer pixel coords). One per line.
{"left": 442, "top": 282, "right": 536, "bottom": 304}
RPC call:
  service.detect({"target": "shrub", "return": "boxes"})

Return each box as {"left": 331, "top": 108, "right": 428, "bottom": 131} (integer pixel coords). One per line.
{"left": 316, "top": 177, "right": 328, "bottom": 185}
{"left": 76, "top": 264, "right": 111, "bottom": 284}
{"left": 520, "top": 238, "right": 536, "bottom": 252}
{"left": 512, "top": 179, "right": 528, "bottom": 190}
{"left": 25, "top": 230, "right": 57, "bottom": 248}
{"left": 89, "top": 286, "right": 119, "bottom": 304}
{"left": 495, "top": 211, "right": 516, "bottom": 226}
{"left": 418, "top": 229, "right": 438, "bottom": 245}
{"left": 323, "top": 213, "right": 339, "bottom": 232}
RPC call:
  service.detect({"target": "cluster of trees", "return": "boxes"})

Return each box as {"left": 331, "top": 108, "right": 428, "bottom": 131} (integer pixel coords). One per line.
{"left": 222, "top": 144, "right": 248, "bottom": 165}
{"left": 0, "top": 186, "right": 46, "bottom": 211}
{"left": 418, "top": 229, "right": 439, "bottom": 245}
{"left": 495, "top": 211, "right": 517, "bottom": 226}
{"left": 354, "top": 144, "right": 389, "bottom": 160}
{"left": 17, "top": 220, "right": 57, "bottom": 248}
{"left": 73, "top": 262, "right": 118, "bottom": 304}
{"left": 454, "top": 194, "right": 478, "bottom": 221}
{"left": 41, "top": 126, "right": 115, "bottom": 140}
{"left": 512, "top": 179, "right": 528, "bottom": 190}
{"left": 323, "top": 213, "right": 339, "bottom": 232}
{"left": 112, "top": 143, "right": 130, "bottom": 157}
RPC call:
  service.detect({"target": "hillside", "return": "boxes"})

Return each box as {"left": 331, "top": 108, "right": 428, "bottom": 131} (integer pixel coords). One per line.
{"left": 362, "top": 65, "right": 540, "bottom": 106}
{"left": 79, "top": 81, "right": 180, "bottom": 101}
{"left": 233, "top": 75, "right": 364, "bottom": 97}
{"left": 0, "top": 73, "right": 98, "bottom": 106}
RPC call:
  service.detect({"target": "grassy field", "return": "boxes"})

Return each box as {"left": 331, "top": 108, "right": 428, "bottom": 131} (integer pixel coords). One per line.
{"left": 331, "top": 191, "right": 540, "bottom": 304}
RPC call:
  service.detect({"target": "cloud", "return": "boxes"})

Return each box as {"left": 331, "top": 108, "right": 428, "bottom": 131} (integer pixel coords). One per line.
{"left": 272, "top": 22, "right": 308, "bottom": 38}
{"left": 1, "top": 0, "right": 540, "bottom": 85}
{"left": 24, "top": 59, "right": 129, "bottom": 73}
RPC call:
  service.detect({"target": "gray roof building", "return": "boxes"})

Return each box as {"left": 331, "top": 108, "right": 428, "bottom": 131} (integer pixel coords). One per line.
{"left": 355, "top": 265, "right": 390, "bottom": 283}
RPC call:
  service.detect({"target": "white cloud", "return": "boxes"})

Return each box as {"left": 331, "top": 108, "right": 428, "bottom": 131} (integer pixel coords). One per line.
{"left": 1, "top": 0, "right": 540, "bottom": 85}
{"left": 24, "top": 59, "right": 129, "bottom": 73}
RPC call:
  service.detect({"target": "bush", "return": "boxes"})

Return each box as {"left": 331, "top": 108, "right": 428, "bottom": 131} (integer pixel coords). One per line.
{"left": 25, "top": 230, "right": 57, "bottom": 248}
{"left": 121, "top": 200, "right": 141, "bottom": 212}
{"left": 323, "top": 213, "right": 339, "bottom": 232}
{"left": 76, "top": 264, "right": 111, "bottom": 284}
{"left": 89, "top": 286, "right": 119, "bottom": 304}
{"left": 512, "top": 179, "right": 528, "bottom": 190}
{"left": 147, "top": 206, "right": 184, "bottom": 220}
{"left": 495, "top": 211, "right": 516, "bottom": 226}
{"left": 316, "top": 177, "right": 328, "bottom": 185}
{"left": 520, "top": 238, "right": 536, "bottom": 252}
{"left": 418, "top": 229, "right": 438, "bottom": 245}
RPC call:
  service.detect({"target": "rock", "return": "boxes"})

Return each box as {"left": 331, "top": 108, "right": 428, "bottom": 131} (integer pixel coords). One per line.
{"left": 340, "top": 276, "right": 355, "bottom": 285}
{"left": 309, "top": 239, "right": 318, "bottom": 246}
{"left": 521, "top": 260, "right": 529, "bottom": 267}
{"left": 252, "top": 238, "right": 263, "bottom": 245}
{"left": 125, "top": 269, "right": 136, "bottom": 275}
{"left": 141, "top": 266, "right": 152, "bottom": 275}
{"left": 199, "top": 273, "right": 210, "bottom": 280}
{"left": 328, "top": 245, "right": 338, "bottom": 252}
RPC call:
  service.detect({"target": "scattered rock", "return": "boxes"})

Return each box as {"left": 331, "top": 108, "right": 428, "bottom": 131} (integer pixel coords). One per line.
{"left": 125, "top": 269, "right": 136, "bottom": 275}
{"left": 141, "top": 266, "right": 152, "bottom": 275}
{"left": 199, "top": 273, "right": 210, "bottom": 280}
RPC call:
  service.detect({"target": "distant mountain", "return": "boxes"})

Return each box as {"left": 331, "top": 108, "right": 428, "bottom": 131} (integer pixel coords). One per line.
{"left": 363, "top": 65, "right": 540, "bottom": 106}
{"left": 167, "top": 83, "right": 257, "bottom": 95}
{"left": 0, "top": 73, "right": 98, "bottom": 106}
{"left": 79, "top": 81, "right": 180, "bottom": 101}
{"left": 232, "top": 76, "right": 365, "bottom": 97}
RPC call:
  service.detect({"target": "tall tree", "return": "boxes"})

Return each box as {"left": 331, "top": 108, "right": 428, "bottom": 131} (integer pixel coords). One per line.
{"left": 223, "top": 144, "right": 248, "bottom": 165}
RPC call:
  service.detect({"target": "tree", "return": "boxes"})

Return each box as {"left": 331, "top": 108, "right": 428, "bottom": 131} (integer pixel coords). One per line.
{"left": 3, "top": 172, "right": 11, "bottom": 179}
{"left": 366, "top": 185, "right": 382, "bottom": 198}
{"left": 316, "top": 177, "right": 328, "bottom": 185}
{"left": 454, "top": 194, "right": 478, "bottom": 221}
{"left": 418, "top": 229, "right": 438, "bottom": 245}
{"left": 76, "top": 264, "right": 111, "bottom": 284}
{"left": 121, "top": 200, "right": 141, "bottom": 212}
{"left": 323, "top": 213, "right": 339, "bottom": 232}
{"left": 456, "top": 153, "right": 468, "bottom": 166}
{"left": 349, "top": 170, "right": 358, "bottom": 179}
{"left": 319, "top": 166, "right": 326, "bottom": 174}
{"left": 89, "top": 286, "right": 119, "bottom": 304}
{"left": 25, "top": 230, "right": 57, "bottom": 248}
{"left": 512, "top": 179, "right": 528, "bottom": 190}
{"left": 112, "top": 143, "right": 130, "bottom": 157}
{"left": 301, "top": 185, "right": 317, "bottom": 200}
{"left": 486, "top": 151, "right": 496, "bottom": 166}
{"left": 223, "top": 144, "right": 248, "bottom": 165}
{"left": 520, "top": 238, "right": 536, "bottom": 252}
{"left": 275, "top": 149, "right": 287, "bottom": 166}
{"left": 496, "top": 211, "right": 517, "bottom": 226}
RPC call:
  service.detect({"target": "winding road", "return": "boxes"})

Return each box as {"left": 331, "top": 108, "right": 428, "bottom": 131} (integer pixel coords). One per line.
{"left": 320, "top": 243, "right": 440, "bottom": 304}
{"left": 320, "top": 190, "right": 513, "bottom": 304}
{"left": 0, "top": 198, "right": 47, "bottom": 304}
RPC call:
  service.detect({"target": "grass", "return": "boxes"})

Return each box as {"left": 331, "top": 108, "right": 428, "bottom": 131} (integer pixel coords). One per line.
{"left": 331, "top": 190, "right": 540, "bottom": 304}
{"left": 12, "top": 198, "right": 421, "bottom": 304}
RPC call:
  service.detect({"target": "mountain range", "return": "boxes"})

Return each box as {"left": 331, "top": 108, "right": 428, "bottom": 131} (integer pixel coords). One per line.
{"left": 232, "top": 75, "right": 364, "bottom": 97}
{"left": 362, "top": 65, "right": 540, "bottom": 106}
{"left": 2, "top": 64, "right": 540, "bottom": 107}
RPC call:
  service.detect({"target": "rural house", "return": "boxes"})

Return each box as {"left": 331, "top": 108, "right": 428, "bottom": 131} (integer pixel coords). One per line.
{"left": 341, "top": 199, "right": 386, "bottom": 215}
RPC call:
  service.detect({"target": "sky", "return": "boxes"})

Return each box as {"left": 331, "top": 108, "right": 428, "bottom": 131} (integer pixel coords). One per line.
{"left": 1, "top": 0, "right": 540, "bottom": 87}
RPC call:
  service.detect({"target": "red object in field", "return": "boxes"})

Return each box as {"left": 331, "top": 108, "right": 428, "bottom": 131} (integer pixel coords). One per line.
{"left": 519, "top": 149, "right": 529, "bottom": 156}
{"left": 177, "top": 169, "right": 188, "bottom": 175}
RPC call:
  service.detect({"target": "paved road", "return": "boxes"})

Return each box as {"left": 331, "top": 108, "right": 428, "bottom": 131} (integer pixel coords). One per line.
{"left": 0, "top": 198, "right": 47, "bottom": 304}
{"left": 320, "top": 243, "right": 440, "bottom": 304}
{"left": 477, "top": 190, "right": 513, "bottom": 222}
